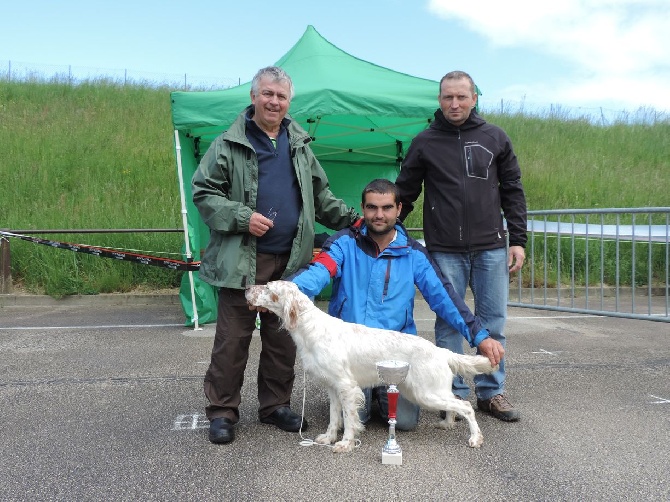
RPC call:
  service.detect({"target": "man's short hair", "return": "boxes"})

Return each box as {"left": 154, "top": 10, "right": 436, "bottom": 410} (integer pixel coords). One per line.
{"left": 439, "top": 70, "right": 476, "bottom": 96}
{"left": 361, "top": 178, "right": 400, "bottom": 205}
{"left": 251, "top": 66, "right": 295, "bottom": 100}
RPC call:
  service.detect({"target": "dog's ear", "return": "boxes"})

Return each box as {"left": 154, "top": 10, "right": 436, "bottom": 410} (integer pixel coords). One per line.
{"left": 279, "top": 286, "right": 299, "bottom": 331}
{"left": 286, "top": 303, "right": 299, "bottom": 330}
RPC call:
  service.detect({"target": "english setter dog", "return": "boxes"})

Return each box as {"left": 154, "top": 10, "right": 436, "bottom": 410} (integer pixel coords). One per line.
{"left": 245, "top": 280, "right": 498, "bottom": 452}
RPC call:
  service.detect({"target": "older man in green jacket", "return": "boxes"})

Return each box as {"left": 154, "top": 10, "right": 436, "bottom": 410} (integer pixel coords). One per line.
{"left": 192, "top": 66, "right": 358, "bottom": 445}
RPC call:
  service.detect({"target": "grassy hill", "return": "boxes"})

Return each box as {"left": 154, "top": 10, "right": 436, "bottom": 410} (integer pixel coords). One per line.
{"left": 1, "top": 80, "right": 668, "bottom": 295}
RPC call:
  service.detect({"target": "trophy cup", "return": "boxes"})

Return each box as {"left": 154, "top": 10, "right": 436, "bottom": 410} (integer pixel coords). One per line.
{"left": 376, "top": 360, "right": 410, "bottom": 465}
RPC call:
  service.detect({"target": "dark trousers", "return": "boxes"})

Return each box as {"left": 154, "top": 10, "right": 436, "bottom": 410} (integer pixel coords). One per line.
{"left": 204, "top": 253, "right": 295, "bottom": 423}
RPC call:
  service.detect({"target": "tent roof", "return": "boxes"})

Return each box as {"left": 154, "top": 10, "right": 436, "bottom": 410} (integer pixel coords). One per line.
{"left": 171, "top": 25, "right": 442, "bottom": 128}
{"left": 170, "top": 25, "right": 455, "bottom": 164}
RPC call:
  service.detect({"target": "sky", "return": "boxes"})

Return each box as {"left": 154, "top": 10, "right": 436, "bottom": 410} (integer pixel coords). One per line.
{"left": 2, "top": 0, "right": 670, "bottom": 116}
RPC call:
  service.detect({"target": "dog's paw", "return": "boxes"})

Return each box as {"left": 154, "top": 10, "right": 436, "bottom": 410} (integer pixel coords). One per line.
{"left": 436, "top": 418, "right": 457, "bottom": 430}
{"left": 315, "top": 433, "right": 335, "bottom": 445}
{"left": 468, "top": 433, "right": 484, "bottom": 448}
{"left": 332, "top": 439, "right": 355, "bottom": 453}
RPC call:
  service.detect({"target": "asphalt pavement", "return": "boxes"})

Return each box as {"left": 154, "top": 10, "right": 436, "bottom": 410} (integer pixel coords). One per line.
{"left": 0, "top": 291, "right": 669, "bottom": 501}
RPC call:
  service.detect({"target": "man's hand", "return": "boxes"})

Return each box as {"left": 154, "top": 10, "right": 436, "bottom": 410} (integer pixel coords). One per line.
{"left": 477, "top": 337, "right": 505, "bottom": 367}
{"left": 249, "top": 212, "right": 274, "bottom": 237}
{"left": 508, "top": 245, "right": 525, "bottom": 274}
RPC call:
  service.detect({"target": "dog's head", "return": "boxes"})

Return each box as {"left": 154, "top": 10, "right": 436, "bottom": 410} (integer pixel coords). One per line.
{"left": 245, "top": 281, "right": 303, "bottom": 330}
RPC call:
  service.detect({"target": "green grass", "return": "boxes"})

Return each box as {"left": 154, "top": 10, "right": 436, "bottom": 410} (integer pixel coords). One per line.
{"left": 1, "top": 79, "right": 669, "bottom": 295}
{"left": 1, "top": 79, "right": 183, "bottom": 295}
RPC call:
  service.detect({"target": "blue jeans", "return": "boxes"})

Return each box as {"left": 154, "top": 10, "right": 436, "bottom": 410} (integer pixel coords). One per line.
{"left": 359, "top": 387, "right": 420, "bottom": 431}
{"left": 431, "top": 248, "right": 508, "bottom": 401}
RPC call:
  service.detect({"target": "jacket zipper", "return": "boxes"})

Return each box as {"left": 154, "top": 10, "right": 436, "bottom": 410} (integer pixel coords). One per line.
{"left": 458, "top": 129, "right": 468, "bottom": 248}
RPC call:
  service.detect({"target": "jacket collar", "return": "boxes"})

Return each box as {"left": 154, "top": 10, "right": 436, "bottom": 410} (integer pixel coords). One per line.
{"left": 431, "top": 108, "right": 486, "bottom": 132}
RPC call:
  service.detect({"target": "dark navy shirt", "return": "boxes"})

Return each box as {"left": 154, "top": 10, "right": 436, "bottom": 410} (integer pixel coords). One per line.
{"left": 245, "top": 114, "right": 301, "bottom": 254}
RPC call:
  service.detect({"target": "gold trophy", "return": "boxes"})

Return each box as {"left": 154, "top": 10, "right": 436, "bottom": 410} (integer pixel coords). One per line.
{"left": 376, "top": 360, "right": 410, "bottom": 465}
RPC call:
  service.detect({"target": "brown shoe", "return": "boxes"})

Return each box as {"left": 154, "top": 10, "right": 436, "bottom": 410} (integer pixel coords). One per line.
{"left": 477, "top": 394, "right": 520, "bottom": 422}
{"left": 439, "top": 395, "right": 466, "bottom": 421}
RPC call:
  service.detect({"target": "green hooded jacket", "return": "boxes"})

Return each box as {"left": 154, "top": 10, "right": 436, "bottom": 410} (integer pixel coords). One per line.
{"left": 192, "top": 106, "right": 358, "bottom": 289}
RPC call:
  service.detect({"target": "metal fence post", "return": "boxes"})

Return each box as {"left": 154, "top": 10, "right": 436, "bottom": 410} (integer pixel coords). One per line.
{"left": 0, "top": 230, "right": 11, "bottom": 294}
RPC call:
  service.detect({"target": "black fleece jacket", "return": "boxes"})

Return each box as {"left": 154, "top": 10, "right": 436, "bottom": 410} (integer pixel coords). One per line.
{"left": 396, "top": 109, "right": 527, "bottom": 253}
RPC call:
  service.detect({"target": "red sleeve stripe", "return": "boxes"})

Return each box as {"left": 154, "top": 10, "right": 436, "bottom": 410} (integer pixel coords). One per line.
{"left": 313, "top": 251, "right": 338, "bottom": 277}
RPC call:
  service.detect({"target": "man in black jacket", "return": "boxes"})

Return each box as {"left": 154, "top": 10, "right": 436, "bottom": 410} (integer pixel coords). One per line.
{"left": 395, "top": 70, "right": 527, "bottom": 421}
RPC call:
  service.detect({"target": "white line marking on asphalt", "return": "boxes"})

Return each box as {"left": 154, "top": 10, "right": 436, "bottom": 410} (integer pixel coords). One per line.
{"left": 172, "top": 413, "right": 209, "bottom": 430}
{"left": 649, "top": 395, "right": 670, "bottom": 404}
{"left": 415, "top": 314, "right": 598, "bottom": 321}
{"left": 2, "top": 314, "right": 599, "bottom": 330}
{"left": 0, "top": 324, "right": 184, "bottom": 330}
{"left": 508, "top": 315, "right": 599, "bottom": 319}
{"left": 2, "top": 314, "right": 599, "bottom": 331}
{"left": 532, "top": 349, "right": 562, "bottom": 355}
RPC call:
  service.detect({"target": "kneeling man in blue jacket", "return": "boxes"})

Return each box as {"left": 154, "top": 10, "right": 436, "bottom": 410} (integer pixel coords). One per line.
{"left": 290, "top": 178, "right": 504, "bottom": 430}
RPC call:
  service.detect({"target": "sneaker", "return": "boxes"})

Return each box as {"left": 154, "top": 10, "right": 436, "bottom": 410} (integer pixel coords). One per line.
{"left": 477, "top": 394, "right": 520, "bottom": 422}
{"left": 439, "top": 395, "right": 466, "bottom": 421}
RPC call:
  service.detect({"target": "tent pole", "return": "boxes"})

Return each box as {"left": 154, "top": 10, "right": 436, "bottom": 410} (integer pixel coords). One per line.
{"left": 174, "top": 130, "right": 201, "bottom": 330}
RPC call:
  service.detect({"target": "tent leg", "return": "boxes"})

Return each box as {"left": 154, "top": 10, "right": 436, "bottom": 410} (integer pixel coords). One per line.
{"left": 174, "top": 130, "right": 201, "bottom": 330}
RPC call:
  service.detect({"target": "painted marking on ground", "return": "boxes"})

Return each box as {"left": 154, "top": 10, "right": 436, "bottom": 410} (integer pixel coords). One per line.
{"left": 172, "top": 413, "right": 209, "bottom": 430}
{"left": 531, "top": 349, "right": 563, "bottom": 356}
{"left": 649, "top": 395, "right": 670, "bottom": 405}
{"left": 1, "top": 314, "right": 599, "bottom": 331}
{"left": 414, "top": 314, "right": 598, "bottom": 322}
{"left": 0, "top": 324, "right": 183, "bottom": 330}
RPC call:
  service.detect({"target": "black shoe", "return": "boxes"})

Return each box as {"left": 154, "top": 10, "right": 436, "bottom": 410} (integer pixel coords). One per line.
{"left": 439, "top": 395, "right": 466, "bottom": 421}
{"left": 260, "top": 407, "right": 308, "bottom": 432}
{"left": 209, "top": 417, "right": 235, "bottom": 444}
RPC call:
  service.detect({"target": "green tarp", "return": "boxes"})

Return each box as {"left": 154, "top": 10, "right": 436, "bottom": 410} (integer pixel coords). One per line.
{"left": 170, "top": 25, "right": 472, "bottom": 325}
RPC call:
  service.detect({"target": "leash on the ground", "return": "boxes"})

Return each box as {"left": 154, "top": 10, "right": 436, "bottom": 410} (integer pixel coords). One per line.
{"left": 0, "top": 230, "right": 200, "bottom": 272}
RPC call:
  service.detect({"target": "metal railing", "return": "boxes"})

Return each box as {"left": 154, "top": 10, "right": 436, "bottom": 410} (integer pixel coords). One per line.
{"left": 3, "top": 212, "right": 670, "bottom": 325}
{"left": 508, "top": 208, "right": 670, "bottom": 322}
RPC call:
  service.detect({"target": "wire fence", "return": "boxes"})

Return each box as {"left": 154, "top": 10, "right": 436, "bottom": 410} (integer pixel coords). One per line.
{"left": 2, "top": 59, "right": 668, "bottom": 126}
{"left": 482, "top": 98, "right": 669, "bottom": 127}
{"left": 0, "top": 59, "right": 240, "bottom": 91}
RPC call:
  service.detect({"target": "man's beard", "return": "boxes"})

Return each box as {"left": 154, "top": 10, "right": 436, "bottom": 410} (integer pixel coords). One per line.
{"left": 367, "top": 221, "right": 394, "bottom": 237}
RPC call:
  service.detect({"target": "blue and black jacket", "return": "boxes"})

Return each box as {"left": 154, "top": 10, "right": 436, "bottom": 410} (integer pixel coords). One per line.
{"left": 290, "top": 220, "right": 490, "bottom": 347}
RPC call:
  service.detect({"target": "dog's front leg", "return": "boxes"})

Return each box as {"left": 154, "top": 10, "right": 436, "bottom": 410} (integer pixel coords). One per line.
{"left": 332, "top": 386, "right": 365, "bottom": 453}
{"left": 315, "top": 387, "right": 342, "bottom": 446}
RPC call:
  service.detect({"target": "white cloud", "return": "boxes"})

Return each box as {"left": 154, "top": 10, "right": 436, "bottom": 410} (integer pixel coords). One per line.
{"left": 428, "top": 0, "right": 670, "bottom": 111}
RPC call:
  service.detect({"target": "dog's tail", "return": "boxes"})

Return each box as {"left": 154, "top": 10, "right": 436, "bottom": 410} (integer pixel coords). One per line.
{"left": 446, "top": 353, "right": 498, "bottom": 378}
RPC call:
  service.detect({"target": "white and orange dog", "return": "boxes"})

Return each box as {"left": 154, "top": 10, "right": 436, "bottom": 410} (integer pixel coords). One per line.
{"left": 245, "top": 280, "right": 497, "bottom": 452}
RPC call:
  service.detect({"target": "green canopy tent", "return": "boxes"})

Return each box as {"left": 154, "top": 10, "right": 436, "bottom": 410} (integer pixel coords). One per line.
{"left": 170, "top": 25, "right": 478, "bottom": 326}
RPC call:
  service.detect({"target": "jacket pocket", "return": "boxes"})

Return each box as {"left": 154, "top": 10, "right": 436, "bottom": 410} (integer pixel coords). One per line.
{"left": 329, "top": 295, "right": 347, "bottom": 319}
{"left": 464, "top": 144, "right": 494, "bottom": 180}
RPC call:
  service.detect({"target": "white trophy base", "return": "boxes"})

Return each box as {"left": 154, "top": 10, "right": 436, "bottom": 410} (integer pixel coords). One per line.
{"left": 382, "top": 450, "right": 403, "bottom": 465}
